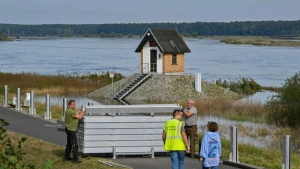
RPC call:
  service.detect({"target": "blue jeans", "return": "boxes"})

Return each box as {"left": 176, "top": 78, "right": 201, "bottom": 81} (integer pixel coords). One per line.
{"left": 202, "top": 165, "right": 218, "bottom": 169}
{"left": 170, "top": 151, "right": 185, "bottom": 169}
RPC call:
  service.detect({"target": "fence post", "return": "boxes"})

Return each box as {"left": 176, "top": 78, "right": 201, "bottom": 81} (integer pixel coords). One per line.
{"left": 3, "top": 85, "right": 8, "bottom": 107}
{"left": 282, "top": 135, "right": 291, "bottom": 169}
{"left": 62, "top": 98, "right": 68, "bottom": 121}
{"left": 195, "top": 73, "right": 202, "bottom": 92}
{"left": 16, "top": 88, "right": 22, "bottom": 110}
{"left": 29, "top": 91, "right": 36, "bottom": 114}
{"left": 229, "top": 126, "right": 239, "bottom": 162}
{"left": 113, "top": 148, "right": 117, "bottom": 159}
{"left": 44, "top": 94, "right": 52, "bottom": 119}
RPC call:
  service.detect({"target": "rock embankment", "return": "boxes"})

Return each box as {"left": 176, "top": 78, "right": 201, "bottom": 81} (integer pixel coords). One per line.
{"left": 88, "top": 74, "right": 241, "bottom": 102}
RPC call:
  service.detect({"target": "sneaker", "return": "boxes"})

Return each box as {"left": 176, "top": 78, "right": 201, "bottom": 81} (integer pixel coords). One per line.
{"left": 73, "top": 159, "right": 82, "bottom": 163}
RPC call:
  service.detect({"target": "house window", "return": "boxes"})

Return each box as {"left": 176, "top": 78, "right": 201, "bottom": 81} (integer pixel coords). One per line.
{"left": 150, "top": 41, "right": 157, "bottom": 47}
{"left": 172, "top": 54, "right": 177, "bottom": 65}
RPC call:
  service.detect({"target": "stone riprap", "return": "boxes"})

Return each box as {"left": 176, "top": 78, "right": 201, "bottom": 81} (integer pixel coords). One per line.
{"left": 88, "top": 74, "right": 241, "bottom": 102}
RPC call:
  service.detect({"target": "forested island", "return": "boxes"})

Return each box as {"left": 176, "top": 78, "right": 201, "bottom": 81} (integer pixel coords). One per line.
{"left": 1, "top": 20, "right": 300, "bottom": 46}
{"left": 1, "top": 20, "right": 300, "bottom": 38}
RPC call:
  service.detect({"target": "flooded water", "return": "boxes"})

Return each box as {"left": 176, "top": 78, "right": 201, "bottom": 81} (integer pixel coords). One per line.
{"left": 198, "top": 116, "right": 278, "bottom": 148}
{"left": 240, "top": 91, "right": 276, "bottom": 103}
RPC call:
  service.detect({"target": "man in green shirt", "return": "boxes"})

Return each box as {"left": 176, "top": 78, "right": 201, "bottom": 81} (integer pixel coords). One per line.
{"left": 64, "top": 100, "right": 84, "bottom": 163}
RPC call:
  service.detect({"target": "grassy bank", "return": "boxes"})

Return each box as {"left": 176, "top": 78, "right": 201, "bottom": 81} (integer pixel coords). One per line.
{"left": 218, "top": 36, "right": 300, "bottom": 46}
{"left": 6, "top": 131, "right": 130, "bottom": 169}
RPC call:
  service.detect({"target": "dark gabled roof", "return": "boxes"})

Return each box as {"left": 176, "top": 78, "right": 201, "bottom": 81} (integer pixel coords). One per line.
{"left": 135, "top": 29, "right": 191, "bottom": 53}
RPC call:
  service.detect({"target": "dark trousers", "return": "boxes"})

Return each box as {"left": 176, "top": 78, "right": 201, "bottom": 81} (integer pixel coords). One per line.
{"left": 64, "top": 128, "right": 79, "bottom": 160}
{"left": 185, "top": 125, "right": 198, "bottom": 155}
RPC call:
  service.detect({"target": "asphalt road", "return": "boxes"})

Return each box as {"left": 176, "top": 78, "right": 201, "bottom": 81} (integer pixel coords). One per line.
{"left": 0, "top": 106, "right": 242, "bottom": 169}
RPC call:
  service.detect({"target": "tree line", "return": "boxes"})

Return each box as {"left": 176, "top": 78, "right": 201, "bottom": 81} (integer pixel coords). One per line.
{"left": 0, "top": 20, "right": 300, "bottom": 38}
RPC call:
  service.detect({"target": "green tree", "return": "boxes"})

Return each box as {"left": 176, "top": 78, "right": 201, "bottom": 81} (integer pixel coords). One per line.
{"left": 266, "top": 71, "right": 300, "bottom": 128}
{"left": 0, "top": 31, "right": 8, "bottom": 41}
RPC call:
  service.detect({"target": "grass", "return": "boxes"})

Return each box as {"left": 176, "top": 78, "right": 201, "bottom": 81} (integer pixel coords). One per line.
{"left": 6, "top": 131, "right": 130, "bottom": 169}
{"left": 218, "top": 36, "right": 300, "bottom": 47}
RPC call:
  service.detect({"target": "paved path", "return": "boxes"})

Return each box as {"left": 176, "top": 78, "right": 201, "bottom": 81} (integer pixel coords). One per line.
{"left": 0, "top": 106, "right": 241, "bottom": 169}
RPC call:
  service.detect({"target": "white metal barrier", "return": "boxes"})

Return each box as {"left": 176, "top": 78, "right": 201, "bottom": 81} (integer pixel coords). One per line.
{"left": 78, "top": 104, "right": 180, "bottom": 158}
{"left": 282, "top": 135, "right": 291, "bottom": 169}
{"left": 29, "top": 91, "right": 36, "bottom": 114}
{"left": 44, "top": 94, "right": 52, "bottom": 119}
{"left": 3, "top": 85, "right": 8, "bottom": 107}
{"left": 229, "top": 126, "right": 239, "bottom": 162}
{"left": 16, "top": 88, "right": 22, "bottom": 110}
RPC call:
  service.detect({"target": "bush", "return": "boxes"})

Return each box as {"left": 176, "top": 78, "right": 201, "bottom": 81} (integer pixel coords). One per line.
{"left": 216, "top": 77, "right": 262, "bottom": 96}
{"left": 266, "top": 71, "right": 300, "bottom": 128}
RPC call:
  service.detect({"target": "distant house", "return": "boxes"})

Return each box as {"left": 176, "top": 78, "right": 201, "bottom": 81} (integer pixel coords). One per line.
{"left": 135, "top": 29, "right": 191, "bottom": 74}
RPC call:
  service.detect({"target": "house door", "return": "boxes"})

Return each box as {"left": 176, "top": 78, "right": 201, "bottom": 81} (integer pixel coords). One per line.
{"left": 150, "top": 50, "right": 157, "bottom": 72}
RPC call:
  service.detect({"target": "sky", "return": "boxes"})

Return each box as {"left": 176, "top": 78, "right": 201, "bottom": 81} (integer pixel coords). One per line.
{"left": 0, "top": 0, "right": 300, "bottom": 24}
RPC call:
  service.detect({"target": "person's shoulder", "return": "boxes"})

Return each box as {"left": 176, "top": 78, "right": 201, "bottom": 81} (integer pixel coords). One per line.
{"left": 66, "top": 108, "right": 75, "bottom": 113}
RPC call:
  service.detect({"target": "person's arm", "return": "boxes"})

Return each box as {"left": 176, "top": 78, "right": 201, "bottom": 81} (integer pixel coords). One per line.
{"left": 218, "top": 135, "right": 222, "bottom": 158}
{"left": 183, "top": 107, "right": 196, "bottom": 117}
{"left": 181, "top": 131, "right": 190, "bottom": 152}
{"left": 75, "top": 110, "right": 84, "bottom": 120}
{"left": 200, "top": 134, "right": 208, "bottom": 159}
{"left": 162, "top": 131, "right": 166, "bottom": 144}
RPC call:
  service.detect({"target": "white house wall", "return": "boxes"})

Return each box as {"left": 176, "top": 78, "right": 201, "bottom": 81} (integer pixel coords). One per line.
{"left": 142, "top": 41, "right": 151, "bottom": 73}
{"left": 156, "top": 50, "right": 162, "bottom": 74}
{"left": 142, "top": 41, "right": 162, "bottom": 74}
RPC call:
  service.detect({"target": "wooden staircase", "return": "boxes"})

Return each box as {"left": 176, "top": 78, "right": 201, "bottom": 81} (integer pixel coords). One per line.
{"left": 114, "top": 73, "right": 152, "bottom": 100}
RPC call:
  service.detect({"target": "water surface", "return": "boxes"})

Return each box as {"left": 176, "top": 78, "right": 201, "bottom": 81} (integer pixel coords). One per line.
{"left": 1, "top": 38, "right": 300, "bottom": 87}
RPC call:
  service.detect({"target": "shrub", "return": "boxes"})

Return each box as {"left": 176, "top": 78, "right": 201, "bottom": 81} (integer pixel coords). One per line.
{"left": 216, "top": 77, "right": 262, "bottom": 96}
{"left": 266, "top": 71, "right": 300, "bottom": 128}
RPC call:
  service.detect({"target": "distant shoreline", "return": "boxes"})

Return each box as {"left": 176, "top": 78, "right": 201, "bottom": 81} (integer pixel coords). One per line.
{"left": 3, "top": 35, "right": 300, "bottom": 47}
{"left": 217, "top": 36, "right": 300, "bottom": 47}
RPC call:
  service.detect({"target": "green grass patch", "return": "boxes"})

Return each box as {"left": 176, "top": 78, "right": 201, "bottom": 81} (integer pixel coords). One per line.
{"left": 6, "top": 131, "right": 130, "bottom": 169}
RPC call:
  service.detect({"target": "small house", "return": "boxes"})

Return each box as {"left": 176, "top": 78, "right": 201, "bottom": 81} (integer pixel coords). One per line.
{"left": 135, "top": 29, "right": 191, "bottom": 74}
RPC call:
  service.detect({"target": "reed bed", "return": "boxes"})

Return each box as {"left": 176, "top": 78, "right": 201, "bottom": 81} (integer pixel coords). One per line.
{"left": 220, "top": 36, "right": 300, "bottom": 46}
{"left": 0, "top": 72, "right": 123, "bottom": 95}
{"left": 178, "top": 98, "right": 267, "bottom": 122}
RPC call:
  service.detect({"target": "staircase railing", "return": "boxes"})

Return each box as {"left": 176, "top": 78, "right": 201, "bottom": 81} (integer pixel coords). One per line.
{"left": 113, "top": 63, "right": 148, "bottom": 98}
{"left": 102, "top": 63, "right": 151, "bottom": 99}
{"left": 118, "top": 73, "right": 152, "bottom": 100}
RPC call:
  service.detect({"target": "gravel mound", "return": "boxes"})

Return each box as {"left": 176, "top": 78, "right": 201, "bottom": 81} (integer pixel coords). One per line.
{"left": 88, "top": 74, "right": 241, "bottom": 102}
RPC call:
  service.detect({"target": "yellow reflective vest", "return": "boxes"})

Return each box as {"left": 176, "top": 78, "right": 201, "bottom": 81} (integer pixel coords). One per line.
{"left": 163, "top": 119, "right": 186, "bottom": 151}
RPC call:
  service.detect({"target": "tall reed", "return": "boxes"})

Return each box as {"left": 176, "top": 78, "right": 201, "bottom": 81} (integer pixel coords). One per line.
{"left": 178, "top": 98, "right": 267, "bottom": 122}
{"left": 0, "top": 72, "right": 123, "bottom": 95}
